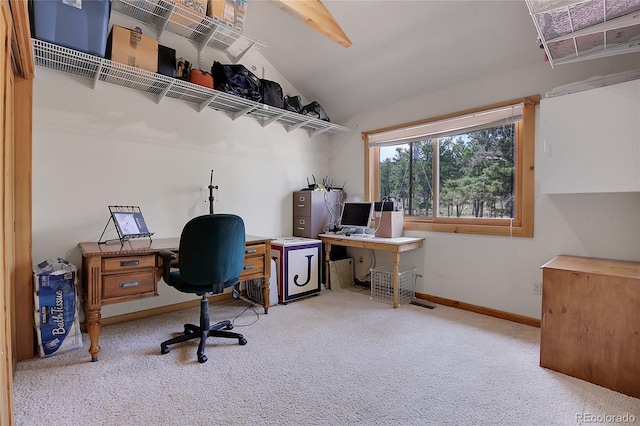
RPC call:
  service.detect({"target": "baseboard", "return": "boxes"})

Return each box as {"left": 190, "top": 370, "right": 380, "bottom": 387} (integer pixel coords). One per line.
{"left": 415, "top": 293, "right": 541, "bottom": 328}
{"left": 86, "top": 293, "right": 234, "bottom": 330}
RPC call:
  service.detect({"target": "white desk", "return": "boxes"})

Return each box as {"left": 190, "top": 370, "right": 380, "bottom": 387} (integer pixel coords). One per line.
{"left": 318, "top": 234, "right": 424, "bottom": 308}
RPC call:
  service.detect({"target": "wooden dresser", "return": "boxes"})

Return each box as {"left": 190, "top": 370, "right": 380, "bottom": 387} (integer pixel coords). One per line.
{"left": 79, "top": 236, "right": 271, "bottom": 362}
{"left": 540, "top": 255, "right": 640, "bottom": 398}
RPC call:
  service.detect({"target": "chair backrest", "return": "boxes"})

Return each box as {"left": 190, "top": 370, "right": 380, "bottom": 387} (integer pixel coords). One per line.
{"left": 178, "top": 214, "right": 246, "bottom": 288}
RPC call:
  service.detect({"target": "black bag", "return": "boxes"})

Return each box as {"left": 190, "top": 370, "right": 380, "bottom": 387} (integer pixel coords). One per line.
{"left": 301, "top": 101, "right": 330, "bottom": 122}
{"left": 260, "top": 79, "right": 284, "bottom": 109}
{"left": 284, "top": 95, "right": 303, "bottom": 113}
{"left": 211, "top": 61, "right": 262, "bottom": 102}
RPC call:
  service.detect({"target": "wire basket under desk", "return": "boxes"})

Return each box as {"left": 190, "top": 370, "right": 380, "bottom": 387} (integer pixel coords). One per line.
{"left": 370, "top": 268, "right": 416, "bottom": 306}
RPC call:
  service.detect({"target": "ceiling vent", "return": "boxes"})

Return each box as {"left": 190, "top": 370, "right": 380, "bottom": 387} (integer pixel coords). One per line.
{"left": 525, "top": 0, "right": 640, "bottom": 67}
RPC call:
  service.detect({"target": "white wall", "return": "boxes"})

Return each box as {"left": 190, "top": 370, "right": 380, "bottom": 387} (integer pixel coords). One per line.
{"left": 31, "top": 14, "right": 333, "bottom": 319}
{"left": 32, "top": 68, "right": 329, "bottom": 319}
{"left": 331, "top": 54, "right": 640, "bottom": 319}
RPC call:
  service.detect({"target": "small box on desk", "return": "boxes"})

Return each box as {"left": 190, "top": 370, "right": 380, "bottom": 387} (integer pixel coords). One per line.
{"left": 374, "top": 211, "right": 403, "bottom": 238}
{"left": 31, "top": 0, "right": 111, "bottom": 57}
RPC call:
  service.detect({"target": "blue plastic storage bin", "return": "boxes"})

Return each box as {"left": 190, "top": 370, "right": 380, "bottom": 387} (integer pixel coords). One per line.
{"left": 31, "top": 0, "right": 111, "bottom": 57}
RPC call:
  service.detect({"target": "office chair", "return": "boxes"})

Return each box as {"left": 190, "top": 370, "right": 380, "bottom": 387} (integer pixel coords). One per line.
{"left": 157, "top": 214, "right": 248, "bottom": 363}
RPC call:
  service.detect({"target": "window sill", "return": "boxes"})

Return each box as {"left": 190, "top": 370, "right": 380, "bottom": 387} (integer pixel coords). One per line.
{"left": 403, "top": 220, "right": 532, "bottom": 238}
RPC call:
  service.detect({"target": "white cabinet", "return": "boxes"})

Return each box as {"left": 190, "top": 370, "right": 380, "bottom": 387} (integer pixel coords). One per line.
{"left": 271, "top": 237, "right": 322, "bottom": 304}
{"left": 539, "top": 79, "right": 640, "bottom": 194}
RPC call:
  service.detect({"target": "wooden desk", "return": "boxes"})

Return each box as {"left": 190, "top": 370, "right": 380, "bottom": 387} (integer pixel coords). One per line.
{"left": 319, "top": 234, "right": 424, "bottom": 308}
{"left": 79, "top": 235, "right": 271, "bottom": 362}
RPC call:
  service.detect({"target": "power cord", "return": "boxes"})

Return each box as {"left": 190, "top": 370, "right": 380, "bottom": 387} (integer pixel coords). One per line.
{"left": 355, "top": 249, "right": 376, "bottom": 282}
{"left": 221, "top": 296, "right": 261, "bottom": 327}
{"left": 324, "top": 190, "right": 342, "bottom": 227}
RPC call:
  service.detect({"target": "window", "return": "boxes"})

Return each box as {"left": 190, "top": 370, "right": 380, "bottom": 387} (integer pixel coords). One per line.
{"left": 363, "top": 96, "right": 539, "bottom": 237}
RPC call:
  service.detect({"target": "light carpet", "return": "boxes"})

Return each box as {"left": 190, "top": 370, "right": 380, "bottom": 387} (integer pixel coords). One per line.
{"left": 13, "top": 285, "right": 640, "bottom": 426}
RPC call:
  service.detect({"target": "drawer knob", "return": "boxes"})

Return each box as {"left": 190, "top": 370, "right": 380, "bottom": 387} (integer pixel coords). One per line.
{"left": 244, "top": 264, "right": 256, "bottom": 270}
{"left": 120, "top": 281, "right": 140, "bottom": 288}
{"left": 246, "top": 249, "right": 257, "bottom": 254}
{"left": 120, "top": 260, "right": 140, "bottom": 267}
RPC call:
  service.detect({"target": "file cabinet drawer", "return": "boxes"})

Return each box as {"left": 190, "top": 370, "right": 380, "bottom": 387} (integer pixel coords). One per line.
{"left": 102, "top": 255, "right": 156, "bottom": 272}
{"left": 102, "top": 270, "right": 157, "bottom": 302}
{"left": 293, "top": 193, "right": 312, "bottom": 216}
{"left": 293, "top": 216, "right": 312, "bottom": 238}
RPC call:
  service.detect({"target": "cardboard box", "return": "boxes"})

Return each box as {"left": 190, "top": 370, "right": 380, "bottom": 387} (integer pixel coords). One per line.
{"left": 106, "top": 26, "right": 158, "bottom": 73}
{"left": 208, "top": 0, "right": 236, "bottom": 27}
{"left": 175, "top": 0, "right": 207, "bottom": 15}
{"left": 170, "top": 0, "right": 208, "bottom": 31}
{"left": 374, "top": 211, "right": 403, "bottom": 238}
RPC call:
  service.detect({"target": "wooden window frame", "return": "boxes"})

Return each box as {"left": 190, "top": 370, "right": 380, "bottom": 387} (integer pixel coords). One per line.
{"left": 363, "top": 96, "right": 539, "bottom": 238}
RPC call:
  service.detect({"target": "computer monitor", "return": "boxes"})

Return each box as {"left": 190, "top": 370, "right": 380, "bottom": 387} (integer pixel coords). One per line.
{"left": 339, "top": 202, "right": 374, "bottom": 234}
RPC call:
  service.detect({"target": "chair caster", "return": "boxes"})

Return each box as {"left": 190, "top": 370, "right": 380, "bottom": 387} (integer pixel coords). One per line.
{"left": 239, "top": 337, "right": 247, "bottom": 345}
{"left": 225, "top": 324, "right": 234, "bottom": 330}
{"left": 198, "top": 354, "right": 208, "bottom": 363}
{"left": 161, "top": 345, "right": 170, "bottom": 355}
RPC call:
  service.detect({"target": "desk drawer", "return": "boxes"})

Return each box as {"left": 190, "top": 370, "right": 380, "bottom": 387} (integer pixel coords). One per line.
{"left": 102, "top": 255, "right": 156, "bottom": 272}
{"left": 244, "top": 243, "right": 265, "bottom": 257}
{"left": 102, "top": 270, "right": 157, "bottom": 301}
{"left": 240, "top": 255, "right": 264, "bottom": 281}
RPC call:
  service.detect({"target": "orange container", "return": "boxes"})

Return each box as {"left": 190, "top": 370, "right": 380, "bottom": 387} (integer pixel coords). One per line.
{"left": 189, "top": 69, "right": 214, "bottom": 89}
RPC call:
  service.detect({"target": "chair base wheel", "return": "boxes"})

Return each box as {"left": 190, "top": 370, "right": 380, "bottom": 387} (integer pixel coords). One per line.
{"left": 161, "top": 345, "right": 170, "bottom": 355}
{"left": 198, "top": 354, "right": 208, "bottom": 363}
{"left": 239, "top": 337, "right": 247, "bottom": 345}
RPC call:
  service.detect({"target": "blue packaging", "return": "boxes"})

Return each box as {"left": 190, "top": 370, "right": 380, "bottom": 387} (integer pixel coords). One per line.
{"left": 33, "top": 258, "right": 83, "bottom": 357}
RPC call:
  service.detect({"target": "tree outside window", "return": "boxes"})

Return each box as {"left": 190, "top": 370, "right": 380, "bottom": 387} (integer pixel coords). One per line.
{"left": 364, "top": 97, "right": 538, "bottom": 237}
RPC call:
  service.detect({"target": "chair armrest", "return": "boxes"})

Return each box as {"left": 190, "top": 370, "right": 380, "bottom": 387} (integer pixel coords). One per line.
{"left": 157, "top": 249, "right": 177, "bottom": 283}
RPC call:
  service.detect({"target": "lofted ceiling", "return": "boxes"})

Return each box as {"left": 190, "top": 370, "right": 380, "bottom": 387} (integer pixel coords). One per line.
{"left": 241, "top": 0, "right": 640, "bottom": 123}
{"left": 242, "top": 0, "right": 547, "bottom": 122}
